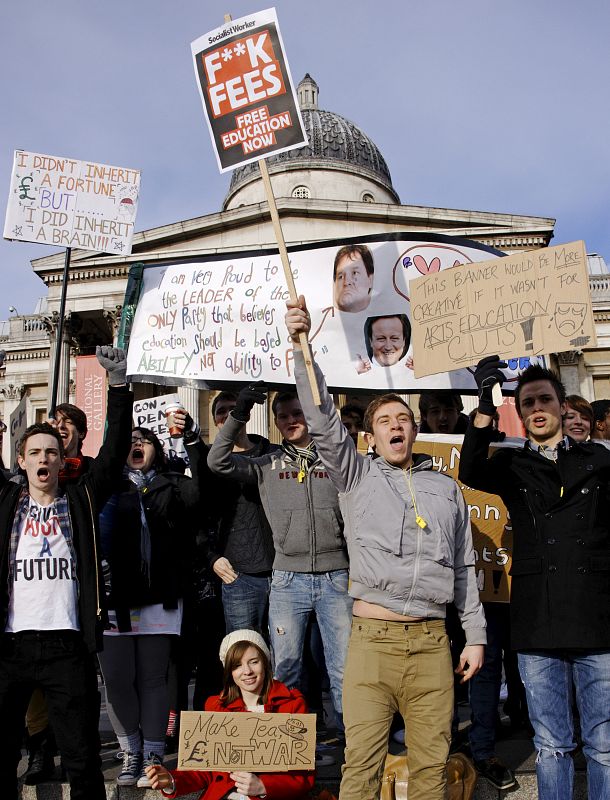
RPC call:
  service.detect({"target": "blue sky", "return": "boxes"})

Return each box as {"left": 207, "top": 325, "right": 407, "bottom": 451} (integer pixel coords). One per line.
{"left": 2, "top": 0, "right": 609, "bottom": 313}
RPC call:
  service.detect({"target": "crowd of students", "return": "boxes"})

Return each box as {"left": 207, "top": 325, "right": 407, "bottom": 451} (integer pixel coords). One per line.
{"left": 0, "top": 303, "right": 608, "bottom": 800}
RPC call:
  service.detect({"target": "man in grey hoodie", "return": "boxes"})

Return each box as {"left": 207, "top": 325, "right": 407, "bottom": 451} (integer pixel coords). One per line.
{"left": 207, "top": 385, "right": 352, "bottom": 733}
{"left": 285, "top": 298, "right": 486, "bottom": 800}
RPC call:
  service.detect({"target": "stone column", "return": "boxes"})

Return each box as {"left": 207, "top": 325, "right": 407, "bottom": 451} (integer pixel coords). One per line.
{"left": 557, "top": 351, "right": 581, "bottom": 396}
{"left": 1, "top": 383, "right": 25, "bottom": 468}
{"left": 248, "top": 398, "right": 269, "bottom": 438}
{"left": 103, "top": 306, "right": 123, "bottom": 346}
{"left": 43, "top": 312, "right": 80, "bottom": 409}
{"left": 177, "top": 386, "right": 200, "bottom": 426}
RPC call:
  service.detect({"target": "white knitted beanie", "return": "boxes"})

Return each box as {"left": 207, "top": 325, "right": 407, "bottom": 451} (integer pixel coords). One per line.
{"left": 218, "top": 629, "right": 271, "bottom": 666}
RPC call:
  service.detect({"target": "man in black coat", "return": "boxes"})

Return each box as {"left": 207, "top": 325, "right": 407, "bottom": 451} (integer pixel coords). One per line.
{"left": 459, "top": 358, "right": 610, "bottom": 800}
{"left": 0, "top": 346, "right": 133, "bottom": 800}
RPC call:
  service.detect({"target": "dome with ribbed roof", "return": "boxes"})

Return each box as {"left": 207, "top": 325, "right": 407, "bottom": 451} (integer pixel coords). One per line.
{"left": 223, "top": 74, "right": 399, "bottom": 209}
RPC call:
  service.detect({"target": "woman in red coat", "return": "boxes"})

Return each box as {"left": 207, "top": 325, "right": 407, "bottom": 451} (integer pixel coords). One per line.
{"left": 146, "top": 629, "right": 314, "bottom": 800}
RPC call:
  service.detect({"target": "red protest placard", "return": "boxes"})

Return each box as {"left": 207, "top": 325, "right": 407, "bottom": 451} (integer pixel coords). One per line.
{"left": 191, "top": 8, "right": 307, "bottom": 173}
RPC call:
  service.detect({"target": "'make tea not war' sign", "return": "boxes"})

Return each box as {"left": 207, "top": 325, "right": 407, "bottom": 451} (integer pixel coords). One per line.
{"left": 178, "top": 712, "right": 316, "bottom": 772}
{"left": 410, "top": 240, "right": 595, "bottom": 378}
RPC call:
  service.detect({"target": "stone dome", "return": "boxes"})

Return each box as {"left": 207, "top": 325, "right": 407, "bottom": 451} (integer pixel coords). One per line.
{"left": 223, "top": 74, "right": 399, "bottom": 208}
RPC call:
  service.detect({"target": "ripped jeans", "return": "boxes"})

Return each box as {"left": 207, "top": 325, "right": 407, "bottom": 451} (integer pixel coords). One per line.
{"left": 518, "top": 650, "right": 610, "bottom": 800}
{"left": 268, "top": 569, "right": 352, "bottom": 727}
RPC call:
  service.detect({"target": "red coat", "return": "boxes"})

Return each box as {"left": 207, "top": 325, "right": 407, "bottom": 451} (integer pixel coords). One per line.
{"left": 165, "top": 680, "right": 315, "bottom": 800}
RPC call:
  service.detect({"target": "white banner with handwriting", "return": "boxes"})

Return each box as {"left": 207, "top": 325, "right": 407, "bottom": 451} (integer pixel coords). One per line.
{"left": 125, "top": 234, "right": 543, "bottom": 390}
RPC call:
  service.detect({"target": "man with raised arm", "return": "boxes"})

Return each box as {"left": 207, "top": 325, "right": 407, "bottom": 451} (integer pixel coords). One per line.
{"left": 0, "top": 346, "right": 133, "bottom": 800}
{"left": 459, "top": 356, "right": 610, "bottom": 800}
{"left": 285, "top": 298, "right": 485, "bottom": 800}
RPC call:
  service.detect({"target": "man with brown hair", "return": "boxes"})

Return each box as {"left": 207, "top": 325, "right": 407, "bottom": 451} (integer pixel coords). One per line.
{"left": 285, "top": 298, "right": 485, "bottom": 800}
{"left": 0, "top": 346, "right": 133, "bottom": 800}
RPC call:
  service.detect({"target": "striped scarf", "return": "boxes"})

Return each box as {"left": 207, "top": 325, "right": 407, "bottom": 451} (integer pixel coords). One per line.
{"left": 281, "top": 440, "right": 318, "bottom": 483}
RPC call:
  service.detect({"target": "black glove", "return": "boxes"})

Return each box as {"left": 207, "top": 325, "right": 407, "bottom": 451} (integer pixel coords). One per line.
{"left": 474, "top": 355, "right": 507, "bottom": 416}
{"left": 183, "top": 412, "right": 201, "bottom": 444}
{"left": 232, "top": 382, "right": 268, "bottom": 422}
{"left": 96, "top": 345, "right": 127, "bottom": 387}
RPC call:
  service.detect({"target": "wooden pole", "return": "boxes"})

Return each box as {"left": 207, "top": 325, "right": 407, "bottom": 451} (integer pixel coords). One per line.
{"left": 223, "top": 12, "right": 320, "bottom": 404}
{"left": 258, "top": 160, "right": 320, "bottom": 404}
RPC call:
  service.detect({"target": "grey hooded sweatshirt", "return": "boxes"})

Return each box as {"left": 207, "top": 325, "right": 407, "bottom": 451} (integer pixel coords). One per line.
{"left": 207, "top": 414, "right": 348, "bottom": 573}
{"left": 293, "top": 350, "right": 486, "bottom": 645}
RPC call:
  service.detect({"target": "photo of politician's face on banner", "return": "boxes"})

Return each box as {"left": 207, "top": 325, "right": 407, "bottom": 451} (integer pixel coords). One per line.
{"left": 332, "top": 244, "right": 375, "bottom": 313}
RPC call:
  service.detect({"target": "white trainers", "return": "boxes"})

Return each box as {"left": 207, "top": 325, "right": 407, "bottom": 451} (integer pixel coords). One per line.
{"left": 137, "top": 752, "right": 163, "bottom": 788}
{"left": 117, "top": 751, "right": 143, "bottom": 786}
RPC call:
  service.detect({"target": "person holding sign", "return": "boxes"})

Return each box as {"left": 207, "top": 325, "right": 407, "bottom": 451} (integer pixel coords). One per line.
{"left": 284, "top": 298, "right": 486, "bottom": 800}
{"left": 459, "top": 357, "right": 610, "bottom": 800}
{"left": 145, "top": 629, "right": 315, "bottom": 799}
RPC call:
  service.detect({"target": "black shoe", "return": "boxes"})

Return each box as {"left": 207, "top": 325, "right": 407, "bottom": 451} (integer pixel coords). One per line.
{"left": 475, "top": 757, "right": 516, "bottom": 790}
{"left": 24, "top": 742, "right": 55, "bottom": 785}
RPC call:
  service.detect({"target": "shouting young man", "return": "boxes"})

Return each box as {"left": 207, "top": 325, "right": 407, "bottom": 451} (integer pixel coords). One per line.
{"left": 0, "top": 346, "right": 133, "bottom": 800}
{"left": 285, "top": 298, "right": 485, "bottom": 800}
{"left": 459, "top": 357, "right": 610, "bottom": 800}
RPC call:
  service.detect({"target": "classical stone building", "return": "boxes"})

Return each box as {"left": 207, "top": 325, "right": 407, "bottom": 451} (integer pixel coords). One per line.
{"left": 1, "top": 74, "right": 606, "bottom": 462}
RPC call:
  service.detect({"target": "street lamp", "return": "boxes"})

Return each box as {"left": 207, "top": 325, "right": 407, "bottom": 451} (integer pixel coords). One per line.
{"left": 8, "top": 306, "right": 18, "bottom": 315}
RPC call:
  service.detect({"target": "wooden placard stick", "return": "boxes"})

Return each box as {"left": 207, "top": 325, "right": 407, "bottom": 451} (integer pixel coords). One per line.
{"left": 224, "top": 13, "right": 320, "bottom": 405}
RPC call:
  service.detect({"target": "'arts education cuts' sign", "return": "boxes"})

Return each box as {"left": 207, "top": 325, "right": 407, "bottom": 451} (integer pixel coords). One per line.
{"left": 191, "top": 8, "right": 307, "bottom": 172}
{"left": 124, "top": 233, "right": 543, "bottom": 392}
{"left": 3, "top": 150, "right": 140, "bottom": 254}
{"left": 178, "top": 711, "right": 316, "bottom": 772}
{"left": 409, "top": 240, "right": 595, "bottom": 378}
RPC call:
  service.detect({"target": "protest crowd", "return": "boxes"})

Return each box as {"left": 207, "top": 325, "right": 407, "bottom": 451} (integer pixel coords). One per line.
{"left": 0, "top": 306, "right": 608, "bottom": 800}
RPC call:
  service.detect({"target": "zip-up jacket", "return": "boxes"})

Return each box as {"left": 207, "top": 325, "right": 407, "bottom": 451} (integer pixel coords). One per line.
{"left": 203, "top": 434, "right": 277, "bottom": 574}
{"left": 459, "top": 422, "right": 610, "bottom": 650}
{"left": 208, "top": 417, "right": 347, "bottom": 573}
{"left": 294, "top": 351, "right": 486, "bottom": 645}
{"left": 0, "top": 385, "right": 133, "bottom": 652}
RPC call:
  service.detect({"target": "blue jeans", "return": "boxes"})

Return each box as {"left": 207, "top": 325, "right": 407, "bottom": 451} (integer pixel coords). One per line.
{"left": 221, "top": 573, "right": 271, "bottom": 636}
{"left": 269, "top": 569, "right": 353, "bottom": 726}
{"left": 518, "top": 649, "right": 610, "bottom": 800}
{"left": 469, "top": 603, "right": 509, "bottom": 760}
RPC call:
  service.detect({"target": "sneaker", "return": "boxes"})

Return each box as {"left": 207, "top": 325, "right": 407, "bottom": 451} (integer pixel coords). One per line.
{"left": 137, "top": 752, "right": 163, "bottom": 788}
{"left": 117, "top": 751, "right": 143, "bottom": 786}
{"left": 474, "top": 757, "right": 517, "bottom": 790}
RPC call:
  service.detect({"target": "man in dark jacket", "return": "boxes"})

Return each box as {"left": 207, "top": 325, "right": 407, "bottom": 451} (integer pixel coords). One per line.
{"left": 459, "top": 357, "right": 610, "bottom": 800}
{"left": 0, "top": 346, "right": 133, "bottom": 800}
{"left": 204, "top": 391, "right": 277, "bottom": 635}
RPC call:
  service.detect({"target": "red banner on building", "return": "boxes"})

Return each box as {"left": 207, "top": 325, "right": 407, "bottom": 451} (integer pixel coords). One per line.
{"left": 75, "top": 355, "right": 107, "bottom": 458}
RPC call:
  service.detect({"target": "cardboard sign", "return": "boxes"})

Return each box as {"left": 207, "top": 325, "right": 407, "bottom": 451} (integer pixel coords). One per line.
{"left": 191, "top": 8, "right": 307, "bottom": 172}
{"left": 9, "top": 395, "right": 28, "bottom": 472}
{"left": 410, "top": 240, "right": 595, "bottom": 378}
{"left": 413, "top": 435, "right": 525, "bottom": 603}
{"left": 75, "top": 356, "right": 107, "bottom": 458}
{"left": 132, "top": 393, "right": 189, "bottom": 464}
{"left": 178, "top": 711, "right": 316, "bottom": 772}
{"left": 3, "top": 150, "right": 140, "bottom": 254}
{"left": 125, "top": 233, "right": 547, "bottom": 391}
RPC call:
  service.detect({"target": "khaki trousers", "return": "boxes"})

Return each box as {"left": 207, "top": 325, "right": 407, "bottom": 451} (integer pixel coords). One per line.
{"left": 340, "top": 617, "right": 454, "bottom": 800}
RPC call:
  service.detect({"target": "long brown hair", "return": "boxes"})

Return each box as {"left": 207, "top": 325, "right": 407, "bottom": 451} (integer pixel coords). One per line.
{"left": 219, "top": 641, "right": 273, "bottom": 708}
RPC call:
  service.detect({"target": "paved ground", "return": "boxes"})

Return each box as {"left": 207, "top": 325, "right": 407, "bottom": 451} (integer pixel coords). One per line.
{"left": 15, "top": 682, "right": 589, "bottom": 799}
